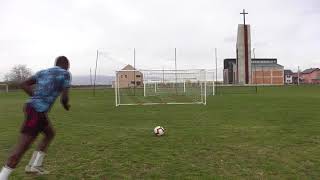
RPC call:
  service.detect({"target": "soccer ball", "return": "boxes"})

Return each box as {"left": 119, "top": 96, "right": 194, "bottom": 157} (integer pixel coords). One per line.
{"left": 154, "top": 126, "right": 165, "bottom": 136}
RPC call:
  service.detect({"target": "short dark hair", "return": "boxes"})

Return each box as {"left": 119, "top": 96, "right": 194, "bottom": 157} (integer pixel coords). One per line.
{"left": 55, "top": 56, "right": 69, "bottom": 69}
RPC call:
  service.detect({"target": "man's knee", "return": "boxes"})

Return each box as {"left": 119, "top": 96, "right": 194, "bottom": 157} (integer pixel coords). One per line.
{"left": 50, "top": 130, "right": 56, "bottom": 139}
{"left": 45, "top": 129, "right": 55, "bottom": 140}
{"left": 42, "top": 122, "right": 55, "bottom": 140}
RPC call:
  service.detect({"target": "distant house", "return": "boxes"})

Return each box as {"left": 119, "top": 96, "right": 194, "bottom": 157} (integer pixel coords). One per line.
{"left": 292, "top": 73, "right": 300, "bottom": 84}
{"left": 284, "top": 70, "right": 293, "bottom": 84}
{"left": 113, "top": 65, "right": 143, "bottom": 88}
{"left": 301, "top": 68, "right": 320, "bottom": 84}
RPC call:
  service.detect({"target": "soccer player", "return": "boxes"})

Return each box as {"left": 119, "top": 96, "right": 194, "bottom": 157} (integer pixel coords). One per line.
{"left": 0, "top": 56, "right": 71, "bottom": 180}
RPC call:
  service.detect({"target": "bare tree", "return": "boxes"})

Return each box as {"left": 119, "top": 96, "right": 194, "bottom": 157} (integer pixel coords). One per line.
{"left": 5, "top": 65, "right": 32, "bottom": 83}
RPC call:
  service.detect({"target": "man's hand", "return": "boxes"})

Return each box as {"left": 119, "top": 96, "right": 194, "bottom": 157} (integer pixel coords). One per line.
{"left": 20, "top": 77, "right": 36, "bottom": 96}
{"left": 63, "top": 104, "right": 71, "bottom": 111}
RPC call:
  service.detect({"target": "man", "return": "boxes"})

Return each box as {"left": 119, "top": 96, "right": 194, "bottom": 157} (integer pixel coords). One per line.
{"left": 0, "top": 56, "right": 71, "bottom": 180}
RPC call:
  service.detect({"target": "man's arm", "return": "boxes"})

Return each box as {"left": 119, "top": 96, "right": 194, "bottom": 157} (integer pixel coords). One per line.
{"left": 60, "top": 88, "right": 70, "bottom": 111}
{"left": 20, "top": 77, "right": 36, "bottom": 97}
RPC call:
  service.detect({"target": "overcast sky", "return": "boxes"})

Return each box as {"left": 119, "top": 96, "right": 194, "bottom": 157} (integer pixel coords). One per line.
{"left": 0, "top": 0, "right": 319, "bottom": 80}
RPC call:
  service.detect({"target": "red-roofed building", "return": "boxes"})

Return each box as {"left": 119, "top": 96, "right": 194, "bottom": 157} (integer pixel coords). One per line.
{"left": 301, "top": 68, "right": 320, "bottom": 84}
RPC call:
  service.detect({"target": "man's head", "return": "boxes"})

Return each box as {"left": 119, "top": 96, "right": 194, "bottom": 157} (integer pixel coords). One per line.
{"left": 55, "top": 56, "right": 70, "bottom": 70}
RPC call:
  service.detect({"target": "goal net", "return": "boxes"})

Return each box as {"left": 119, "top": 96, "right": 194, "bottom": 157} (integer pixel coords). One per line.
{"left": 0, "top": 84, "right": 8, "bottom": 93}
{"left": 115, "top": 69, "right": 208, "bottom": 106}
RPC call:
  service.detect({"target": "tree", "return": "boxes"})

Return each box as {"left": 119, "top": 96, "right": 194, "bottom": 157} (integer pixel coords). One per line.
{"left": 5, "top": 65, "right": 32, "bottom": 83}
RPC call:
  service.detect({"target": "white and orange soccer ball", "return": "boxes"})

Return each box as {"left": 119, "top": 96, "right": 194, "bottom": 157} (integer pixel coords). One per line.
{"left": 153, "top": 126, "right": 165, "bottom": 136}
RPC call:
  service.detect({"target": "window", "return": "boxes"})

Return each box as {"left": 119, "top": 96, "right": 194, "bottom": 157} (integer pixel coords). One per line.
{"left": 136, "top": 81, "right": 141, "bottom": 85}
{"left": 125, "top": 75, "right": 127, "bottom": 78}
{"left": 131, "top": 81, "right": 135, "bottom": 84}
{"left": 136, "top": 75, "right": 141, "bottom": 78}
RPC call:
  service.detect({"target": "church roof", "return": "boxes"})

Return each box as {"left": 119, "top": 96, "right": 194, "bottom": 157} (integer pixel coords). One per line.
{"left": 223, "top": 58, "right": 283, "bottom": 69}
{"left": 252, "top": 63, "right": 284, "bottom": 68}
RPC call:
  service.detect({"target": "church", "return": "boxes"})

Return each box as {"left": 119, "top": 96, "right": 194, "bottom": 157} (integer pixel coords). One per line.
{"left": 223, "top": 58, "right": 284, "bottom": 85}
{"left": 223, "top": 10, "right": 284, "bottom": 85}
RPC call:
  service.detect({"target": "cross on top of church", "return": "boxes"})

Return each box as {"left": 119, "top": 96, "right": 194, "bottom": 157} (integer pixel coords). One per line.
{"left": 240, "top": 9, "right": 248, "bottom": 25}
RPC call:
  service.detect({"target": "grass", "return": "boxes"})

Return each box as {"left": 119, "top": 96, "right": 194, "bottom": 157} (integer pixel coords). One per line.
{"left": 0, "top": 86, "right": 319, "bottom": 179}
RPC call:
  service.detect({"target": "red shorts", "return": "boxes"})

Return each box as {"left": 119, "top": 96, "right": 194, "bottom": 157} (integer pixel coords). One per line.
{"left": 21, "top": 103, "right": 49, "bottom": 137}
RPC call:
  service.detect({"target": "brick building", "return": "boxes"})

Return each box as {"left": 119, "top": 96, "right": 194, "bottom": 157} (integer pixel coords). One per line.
{"left": 223, "top": 58, "right": 284, "bottom": 85}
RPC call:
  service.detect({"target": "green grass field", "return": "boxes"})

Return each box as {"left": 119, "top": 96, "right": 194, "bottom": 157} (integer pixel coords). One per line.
{"left": 0, "top": 86, "right": 320, "bottom": 179}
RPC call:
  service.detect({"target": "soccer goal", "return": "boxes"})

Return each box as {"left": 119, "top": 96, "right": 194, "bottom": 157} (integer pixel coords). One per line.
{"left": 115, "top": 69, "right": 208, "bottom": 106}
{"left": 0, "top": 84, "right": 8, "bottom": 93}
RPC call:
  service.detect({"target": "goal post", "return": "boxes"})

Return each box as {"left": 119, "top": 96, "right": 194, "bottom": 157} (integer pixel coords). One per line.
{"left": 205, "top": 70, "right": 215, "bottom": 96}
{"left": 0, "top": 84, "right": 8, "bottom": 93}
{"left": 115, "top": 69, "right": 209, "bottom": 106}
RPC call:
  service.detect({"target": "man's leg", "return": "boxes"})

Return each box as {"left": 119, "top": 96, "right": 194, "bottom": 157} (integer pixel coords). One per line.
{"left": 25, "top": 120, "right": 54, "bottom": 174}
{"left": 6, "top": 134, "right": 36, "bottom": 168}
{"left": 37, "top": 121, "right": 55, "bottom": 153}
{"left": 0, "top": 134, "right": 36, "bottom": 179}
